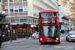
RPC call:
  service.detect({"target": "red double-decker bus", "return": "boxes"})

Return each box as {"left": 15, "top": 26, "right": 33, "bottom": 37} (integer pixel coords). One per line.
{"left": 39, "top": 10, "right": 60, "bottom": 44}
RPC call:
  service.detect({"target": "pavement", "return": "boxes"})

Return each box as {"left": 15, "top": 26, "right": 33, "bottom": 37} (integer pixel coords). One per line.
{"left": 2, "top": 37, "right": 33, "bottom": 46}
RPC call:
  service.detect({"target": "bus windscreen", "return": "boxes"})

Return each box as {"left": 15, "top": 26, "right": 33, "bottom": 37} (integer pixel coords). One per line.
{"left": 39, "top": 12, "right": 58, "bottom": 18}
{"left": 39, "top": 25, "right": 59, "bottom": 37}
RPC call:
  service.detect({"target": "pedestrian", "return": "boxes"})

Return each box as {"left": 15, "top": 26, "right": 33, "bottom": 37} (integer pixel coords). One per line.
{"left": 32, "top": 28, "right": 35, "bottom": 34}
{"left": 0, "top": 35, "right": 2, "bottom": 48}
{"left": 30, "top": 32, "right": 32, "bottom": 37}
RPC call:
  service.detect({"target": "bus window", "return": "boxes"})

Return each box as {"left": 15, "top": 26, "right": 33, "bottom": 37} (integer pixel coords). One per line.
{"left": 39, "top": 13, "right": 58, "bottom": 18}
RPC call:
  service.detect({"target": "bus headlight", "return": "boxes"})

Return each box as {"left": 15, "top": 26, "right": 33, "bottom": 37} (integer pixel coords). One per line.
{"left": 40, "top": 38, "right": 42, "bottom": 41}
{"left": 56, "top": 37, "right": 59, "bottom": 40}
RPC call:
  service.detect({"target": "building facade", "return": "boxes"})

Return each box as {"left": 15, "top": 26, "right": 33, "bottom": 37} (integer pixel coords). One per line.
{"left": 0, "top": 0, "right": 10, "bottom": 41}
{"left": 67, "top": 0, "right": 75, "bottom": 30}
{"left": 58, "top": 0, "right": 69, "bottom": 32}
{"left": 0, "top": 0, "right": 5, "bottom": 13}
{"left": 4, "top": 0, "right": 58, "bottom": 26}
{"left": 0, "top": 0, "right": 5, "bottom": 36}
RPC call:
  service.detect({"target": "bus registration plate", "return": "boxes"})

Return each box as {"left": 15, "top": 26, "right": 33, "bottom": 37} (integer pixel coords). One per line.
{"left": 47, "top": 40, "right": 52, "bottom": 42}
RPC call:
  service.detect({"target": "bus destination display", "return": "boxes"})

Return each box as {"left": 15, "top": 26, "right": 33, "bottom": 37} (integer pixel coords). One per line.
{"left": 41, "top": 20, "right": 56, "bottom": 24}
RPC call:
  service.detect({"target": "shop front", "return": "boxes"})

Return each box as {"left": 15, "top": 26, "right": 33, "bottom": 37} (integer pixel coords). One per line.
{"left": 8, "top": 24, "right": 38, "bottom": 39}
{"left": 0, "top": 23, "right": 10, "bottom": 41}
{"left": 29, "top": 24, "right": 38, "bottom": 32}
{"left": 0, "top": 14, "right": 10, "bottom": 42}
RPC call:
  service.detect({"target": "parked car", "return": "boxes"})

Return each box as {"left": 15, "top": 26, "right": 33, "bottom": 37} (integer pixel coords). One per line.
{"left": 66, "top": 31, "right": 75, "bottom": 41}
{"left": 32, "top": 32, "right": 39, "bottom": 39}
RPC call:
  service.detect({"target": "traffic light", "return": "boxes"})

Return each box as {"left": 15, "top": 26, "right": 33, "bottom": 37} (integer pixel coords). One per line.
{"left": 17, "top": 24, "right": 19, "bottom": 28}
{"left": 26, "top": 24, "right": 29, "bottom": 28}
{"left": 23, "top": 23, "right": 25, "bottom": 28}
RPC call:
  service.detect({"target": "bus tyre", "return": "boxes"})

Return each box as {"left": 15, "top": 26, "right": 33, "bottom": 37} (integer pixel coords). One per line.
{"left": 40, "top": 43, "right": 43, "bottom": 45}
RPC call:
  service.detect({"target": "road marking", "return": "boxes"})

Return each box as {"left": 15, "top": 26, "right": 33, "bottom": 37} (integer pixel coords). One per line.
{"left": 60, "top": 35, "right": 66, "bottom": 41}
{"left": 39, "top": 46, "right": 43, "bottom": 50}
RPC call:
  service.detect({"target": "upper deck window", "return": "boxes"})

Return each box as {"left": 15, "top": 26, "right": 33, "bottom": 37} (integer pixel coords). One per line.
{"left": 39, "top": 13, "right": 58, "bottom": 18}
{"left": 5, "top": 0, "right": 7, "bottom": 2}
{"left": 23, "top": 0, "right": 27, "bottom": 1}
{"left": 14, "top": 0, "right": 19, "bottom": 2}
{"left": 19, "top": 0, "right": 22, "bottom": 2}
{"left": 9, "top": 0, "right": 13, "bottom": 2}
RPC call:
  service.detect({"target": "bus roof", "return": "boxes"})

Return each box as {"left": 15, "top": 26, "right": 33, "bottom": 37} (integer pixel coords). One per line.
{"left": 39, "top": 10, "right": 58, "bottom": 13}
